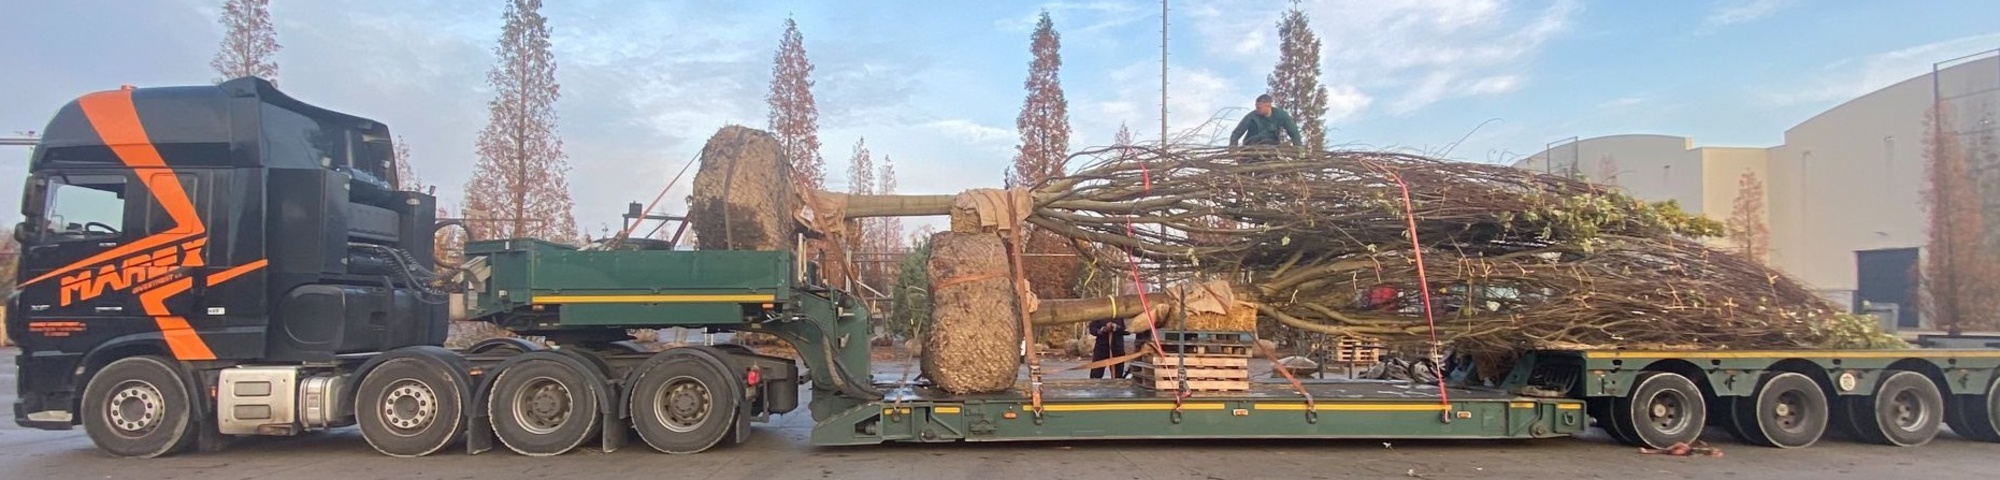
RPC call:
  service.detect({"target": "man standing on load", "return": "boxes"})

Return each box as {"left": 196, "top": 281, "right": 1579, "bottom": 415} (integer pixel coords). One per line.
{"left": 1229, "top": 93, "right": 1303, "bottom": 147}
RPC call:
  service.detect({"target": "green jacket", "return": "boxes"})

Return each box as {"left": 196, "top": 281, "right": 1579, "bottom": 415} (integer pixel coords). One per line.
{"left": 1230, "top": 108, "right": 1303, "bottom": 146}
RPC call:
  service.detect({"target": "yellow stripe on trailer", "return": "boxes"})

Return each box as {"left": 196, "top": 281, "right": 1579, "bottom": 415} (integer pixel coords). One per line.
{"left": 1557, "top": 403, "right": 1583, "bottom": 410}
{"left": 1042, "top": 403, "right": 1228, "bottom": 412}
{"left": 1257, "top": 403, "right": 1452, "bottom": 412}
{"left": 530, "top": 294, "right": 777, "bottom": 305}
{"left": 935, "top": 406, "right": 962, "bottom": 414}
{"left": 1581, "top": 350, "right": 2000, "bottom": 360}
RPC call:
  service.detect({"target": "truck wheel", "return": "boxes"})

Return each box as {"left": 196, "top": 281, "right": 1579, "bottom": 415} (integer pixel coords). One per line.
{"left": 80, "top": 356, "right": 196, "bottom": 458}
{"left": 1614, "top": 372, "right": 1705, "bottom": 449}
{"left": 1712, "top": 396, "right": 1754, "bottom": 444}
{"left": 629, "top": 351, "right": 739, "bottom": 454}
{"left": 1850, "top": 370, "right": 1943, "bottom": 446}
{"left": 1945, "top": 377, "right": 2000, "bottom": 442}
{"left": 1735, "top": 372, "right": 1828, "bottom": 448}
{"left": 488, "top": 356, "right": 602, "bottom": 456}
{"left": 356, "top": 355, "right": 466, "bottom": 457}
{"left": 1589, "top": 399, "right": 1640, "bottom": 445}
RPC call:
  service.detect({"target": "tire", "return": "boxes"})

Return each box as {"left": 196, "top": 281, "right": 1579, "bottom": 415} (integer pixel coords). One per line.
{"left": 488, "top": 356, "right": 602, "bottom": 456}
{"left": 1735, "top": 372, "right": 1829, "bottom": 448}
{"left": 356, "top": 355, "right": 467, "bottom": 457}
{"left": 1590, "top": 399, "right": 1641, "bottom": 446}
{"left": 1945, "top": 378, "right": 2000, "bottom": 442}
{"left": 1615, "top": 372, "right": 1706, "bottom": 450}
{"left": 1832, "top": 394, "right": 1884, "bottom": 443}
{"left": 1851, "top": 370, "right": 1944, "bottom": 446}
{"left": 630, "top": 350, "right": 740, "bottom": 454}
{"left": 1712, "top": 396, "right": 1755, "bottom": 444}
{"left": 80, "top": 356, "right": 197, "bottom": 458}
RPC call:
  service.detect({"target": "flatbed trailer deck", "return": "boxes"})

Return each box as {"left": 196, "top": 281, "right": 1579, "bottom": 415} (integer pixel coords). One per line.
{"left": 807, "top": 347, "right": 2000, "bottom": 451}
{"left": 813, "top": 377, "right": 1586, "bottom": 446}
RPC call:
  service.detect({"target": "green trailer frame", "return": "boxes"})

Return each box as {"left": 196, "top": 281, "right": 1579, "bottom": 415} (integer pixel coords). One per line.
{"left": 454, "top": 239, "right": 2000, "bottom": 454}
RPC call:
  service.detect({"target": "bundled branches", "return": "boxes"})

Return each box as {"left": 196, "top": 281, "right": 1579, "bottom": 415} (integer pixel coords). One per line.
{"left": 1022, "top": 145, "right": 1899, "bottom": 353}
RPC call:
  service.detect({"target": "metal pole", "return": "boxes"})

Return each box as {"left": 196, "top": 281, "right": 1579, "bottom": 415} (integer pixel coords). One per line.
{"left": 0, "top": 137, "right": 38, "bottom": 146}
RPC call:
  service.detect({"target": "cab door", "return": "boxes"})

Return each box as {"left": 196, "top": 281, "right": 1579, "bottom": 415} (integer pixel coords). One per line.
{"left": 15, "top": 171, "right": 143, "bottom": 319}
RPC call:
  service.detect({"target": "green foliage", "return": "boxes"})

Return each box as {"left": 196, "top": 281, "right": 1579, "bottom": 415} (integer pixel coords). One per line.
{"left": 1812, "top": 313, "right": 1909, "bottom": 350}
{"left": 884, "top": 236, "right": 935, "bottom": 340}
{"left": 1509, "top": 190, "right": 1727, "bottom": 245}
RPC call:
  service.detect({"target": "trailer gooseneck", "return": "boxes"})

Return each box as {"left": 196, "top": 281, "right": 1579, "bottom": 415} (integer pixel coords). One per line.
{"left": 8, "top": 79, "right": 1999, "bottom": 458}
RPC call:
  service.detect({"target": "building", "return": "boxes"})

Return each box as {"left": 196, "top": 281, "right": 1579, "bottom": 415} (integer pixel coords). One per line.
{"left": 1512, "top": 51, "right": 2000, "bottom": 331}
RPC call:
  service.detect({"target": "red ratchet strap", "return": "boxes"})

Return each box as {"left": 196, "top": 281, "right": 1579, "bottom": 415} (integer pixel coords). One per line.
{"left": 1121, "top": 145, "right": 1192, "bottom": 413}
{"left": 1360, "top": 159, "right": 1452, "bottom": 422}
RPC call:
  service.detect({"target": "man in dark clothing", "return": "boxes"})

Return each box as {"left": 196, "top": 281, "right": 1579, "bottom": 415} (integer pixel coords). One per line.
{"left": 1087, "top": 317, "right": 1130, "bottom": 379}
{"left": 1229, "top": 94, "right": 1304, "bottom": 147}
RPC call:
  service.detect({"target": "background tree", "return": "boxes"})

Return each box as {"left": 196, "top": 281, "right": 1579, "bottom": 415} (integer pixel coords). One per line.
{"left": 876, "top": 154, "right": 905, "bottom": 261}
{"left": 1008, "top": 11, "right": 1070, "bottom": 188}
{"left": 885, "top": 237, "right": 935, "bottom": 343}
{"left": 1265, "top": 2, "right": 1329, "bottom": 150}
{"left": 392, "top": 135, "right": 422, "bottom": 193}
{"left": 1727, "top": 170, "right": 1770, "bottom": 263}
{"left": 845, "top": 138, "right": 883, "bottom": 293}
{"left": 210, "top": 0, "right": 281, "bottom": 84}
{"left": 768, "top": 17, "right": 825, "bottom": 194}
{"left": 461, "top": 0, "right": 579, "bottom": 244}
{"left": 1597, "top": 154, "right": 1620, "bottom": 187}
{"left": 1010, "top": 11, "right": 1083, "bottom": 348}
{"left": 1919, "top": 102, "right": 2000, "bottom": 335}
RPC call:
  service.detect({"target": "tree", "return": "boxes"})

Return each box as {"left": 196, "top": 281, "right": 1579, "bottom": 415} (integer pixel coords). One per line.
{"left": 885, "top": 237, "right": 935, "bottom": 341}
{"left": 768, "top": 17, "right": 825, "bottom": 194}
{"left": 1919, "top": 102, "right": 2000, "bottom": 335}
{"left": 392, "top": 135, "right": 422, "bottom": 193}
{"left": 1008, "top": 11, "right": 1070, "bottom": 188}
{"left": 210, "top": 0, "right": 281, "bottom": 84}
{"left": 1265, "top": 2, "right": 1329, "bottom": 150}
{"left": 461, "top": 0, "right": 579, "bottom": 244}
{"left": 877, "top": 154, "right": 904, "bottom": 254}
{"left": 1597, "top": 155, "right": 1620, "bottom": 187}
{"left": 845, "top": 138, "right": 882, "bottom": 291}
{"left": 1727, "top": 170, "right": 1770, "bottom": 263}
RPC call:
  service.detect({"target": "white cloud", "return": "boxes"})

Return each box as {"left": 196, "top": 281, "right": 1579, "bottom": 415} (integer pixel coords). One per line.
{"left": 1761, "top": 32, "right": 2000, "bottom": 107}
{"left": 1702, "top": 0, "right": 1797, "bottom": 29}
{"left": 1188, "top": 0, "right": 1580, "bottom": 117}
{"left": 927, "top": 119, "right": 1015, "bottom": 145}
{"left": 1597, "top": 97, "right": 1646, "bottom": 109}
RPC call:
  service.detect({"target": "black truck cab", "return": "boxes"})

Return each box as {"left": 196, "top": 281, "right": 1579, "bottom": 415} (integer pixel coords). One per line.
{"left": 8, "top": 77, "right": 445, "bottom": 433}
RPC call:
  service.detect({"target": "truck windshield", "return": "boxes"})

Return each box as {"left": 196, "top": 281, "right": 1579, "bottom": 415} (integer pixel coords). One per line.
{"left": 40, "top": 175, "right": 126, "bottom": 240}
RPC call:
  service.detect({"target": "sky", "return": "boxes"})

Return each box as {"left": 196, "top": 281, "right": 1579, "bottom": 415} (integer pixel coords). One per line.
{"left": 3, "top": 0, "right": 1999, "bottom": 238}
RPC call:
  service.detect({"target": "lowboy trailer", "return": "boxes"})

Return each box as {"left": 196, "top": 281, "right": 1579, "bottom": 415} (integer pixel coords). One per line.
{"left": 7, "top": 79, "right": 1999, "bottom": 458}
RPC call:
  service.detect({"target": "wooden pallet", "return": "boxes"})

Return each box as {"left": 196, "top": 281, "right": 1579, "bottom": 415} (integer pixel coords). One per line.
{"left": 1128, "top": 362, "right": 1251, "bottom": 380}
{"left": 1131, "top": 353, "right": 1251, "bottom": 392}
{"left": 1331, "top": 336, "right": 1385, "bottom": 364}
{"left": 1149, "top": 342, "right": 1252, "bottom": 357}
{"left": 1158, "top": 330, "right": 1255, "bottom": 344}
{"left": 1139, "top": 354, "right": 1250, "bottom": 369}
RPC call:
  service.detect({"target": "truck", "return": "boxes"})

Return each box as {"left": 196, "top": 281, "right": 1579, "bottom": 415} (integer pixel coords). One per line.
{"left": 8, "top": 78, "right": 2000, "bottom": 458}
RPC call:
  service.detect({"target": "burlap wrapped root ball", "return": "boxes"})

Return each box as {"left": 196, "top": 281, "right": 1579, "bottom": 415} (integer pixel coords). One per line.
{"left": 921, "top": 232, "right": 1023, "bottom": 394}
{"left": 689, "top": 125, "right": 801, "bottom": 251}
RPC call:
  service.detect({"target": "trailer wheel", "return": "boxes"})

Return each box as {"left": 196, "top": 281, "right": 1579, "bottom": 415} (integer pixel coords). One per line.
{"left": 1944, "top": 377, "right": 2000, "bottom": 442}
{"left": 629, "top": 350, "right": 740, "bottom": 454}
{"left": 1848, "top": 370, "right": 1943, "bottom": 446}
{"left": 488, "top": 355, "right": 602, "bottom": 456}
{"left": 80, "top": 356, "right": 196, "bottom": 458}
{"left": 1735, "top": 372, "right": 1828, "bottom": 448}
{"left": 1711, "top": 396, "right": 1754, "bottom": 444}
{"left": 1614, "top": 372, "right": 1706, "bottom": 449}
{"left": 1589, "top": 399, "right": 1640, "bottom": 445}
{"left": 356, "top": 354, "right": 467, "bottom": 457}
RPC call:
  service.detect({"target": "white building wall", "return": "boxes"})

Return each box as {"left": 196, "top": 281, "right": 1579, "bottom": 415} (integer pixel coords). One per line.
{"left": 1510, "top": 54, "right": 2000, "bottom": 326}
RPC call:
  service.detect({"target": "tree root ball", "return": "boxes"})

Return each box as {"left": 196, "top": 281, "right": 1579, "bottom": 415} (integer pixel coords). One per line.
{"left": 690, "top": 126, "right": 800, "bottom": 251}
{"left": 921, "top": 232, "right": 1022, "bottom": 394}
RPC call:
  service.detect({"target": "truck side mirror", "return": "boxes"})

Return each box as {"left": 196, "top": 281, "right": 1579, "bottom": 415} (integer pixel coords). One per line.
{"left": 20, "top": 176, "right": 46, "bottom": 218}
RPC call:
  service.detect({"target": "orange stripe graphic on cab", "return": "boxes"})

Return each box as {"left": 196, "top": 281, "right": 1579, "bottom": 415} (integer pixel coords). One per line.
{"left": 22, "top": 89, "right": 207, "bottom": 288}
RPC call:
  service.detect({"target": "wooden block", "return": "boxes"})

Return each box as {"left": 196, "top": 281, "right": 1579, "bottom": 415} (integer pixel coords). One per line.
{"left": 1139, "top": 355, "right": 1249, "bottom": 369}
{"left": 1129, "top": 363, "right": 1250, "bottom": 380}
